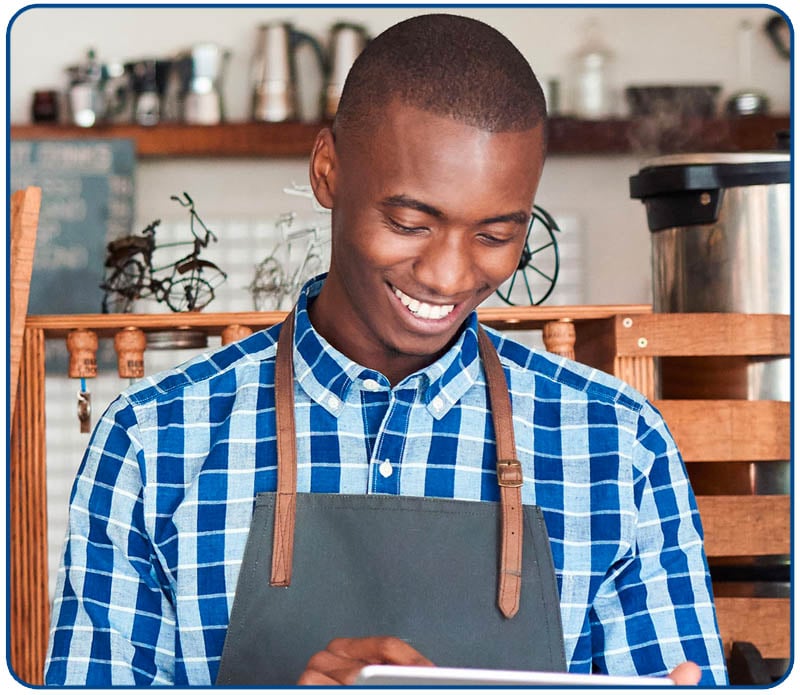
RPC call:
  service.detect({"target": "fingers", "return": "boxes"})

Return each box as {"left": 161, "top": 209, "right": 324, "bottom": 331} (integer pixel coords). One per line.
{"left": 668, "top": 661, "right": 702, "bottom": 685}
{"left": 297, "top": 636, "right": 433, "bottom": 685}
{"left": 297, "top": 650, "right": 361, "bottom": 686}
{"left": 328, "top": 636, "right": 434, "bottom": 666}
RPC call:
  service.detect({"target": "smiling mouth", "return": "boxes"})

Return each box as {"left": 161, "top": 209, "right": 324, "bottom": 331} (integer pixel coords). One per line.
{"left": 393, "top": 286, "right": 456, "bottom": 320}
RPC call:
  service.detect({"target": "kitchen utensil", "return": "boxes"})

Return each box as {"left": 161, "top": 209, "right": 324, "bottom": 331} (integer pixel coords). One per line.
{"left": 101, "top": 61, "right": 134, "bottom": 124}
{"left": 128, "top": 59, "right": 160, "bottom": 126}
{"left": 764, "top": 13, "right": 790, "bottom": 60}
{"left": 66, "top": 50, "right": 136, "bottom": 126}
{"left": 726, "top": 20, "right": 770, "bottom": 116}
{"left": 167, "top": 43, "right": 229, "bottom": 125}
{"left": 187, "top": 43, "right": 229, "bottom": 124}
{"left": 251, "top": 21, "right": 326, "bottom": 122}
{"left": 65, "top": 48, "right": 105, "bottom": 127}
{"left": 323, "top": 22, "right": 369, "bottom": 119}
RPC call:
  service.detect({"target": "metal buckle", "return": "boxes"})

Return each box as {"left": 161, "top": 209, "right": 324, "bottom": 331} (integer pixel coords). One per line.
{"left": 496, "top": 459, "right": 523, "bottom": 488}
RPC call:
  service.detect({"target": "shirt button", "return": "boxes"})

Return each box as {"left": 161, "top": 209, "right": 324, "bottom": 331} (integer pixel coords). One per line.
{"left": 327, "top": 395, "right": 340, "bottom": 410}
{"left": 363, "top": 378, "right": 380, "bottom": 391}
{"left": 431, "top": 396, "right": 444, "bottom": 411}
{"left": 379, "top": 459, "right": 393, "bottom": 478}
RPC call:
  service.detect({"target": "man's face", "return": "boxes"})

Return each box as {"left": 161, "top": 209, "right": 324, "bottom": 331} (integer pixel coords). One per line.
{"left": 311, "top": 101, "right": 546, "bottom": 381}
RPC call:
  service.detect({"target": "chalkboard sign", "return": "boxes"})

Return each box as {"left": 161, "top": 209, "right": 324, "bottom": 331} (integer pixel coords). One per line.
{"left": 10, "top": 138, "right": 136, "bottom": 314}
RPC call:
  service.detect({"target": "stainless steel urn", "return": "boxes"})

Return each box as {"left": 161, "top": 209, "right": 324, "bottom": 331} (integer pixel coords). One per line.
{"left": 630, "top": 151, "right": 790, "bottom": 401}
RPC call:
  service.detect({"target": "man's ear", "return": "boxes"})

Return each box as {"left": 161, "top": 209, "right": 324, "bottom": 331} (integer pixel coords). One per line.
{"left": 309, "top": 128, "right": 337, "bottom": 210}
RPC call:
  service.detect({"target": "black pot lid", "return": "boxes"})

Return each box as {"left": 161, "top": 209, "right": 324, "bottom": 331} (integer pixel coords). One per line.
{"left": 630, "top": 152, "right": 790, "bottom": 199}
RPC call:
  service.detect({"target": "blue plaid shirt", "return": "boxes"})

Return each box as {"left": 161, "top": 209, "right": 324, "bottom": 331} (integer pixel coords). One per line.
{"left": 45, "top": 276, "right": 727, "bottom": 686}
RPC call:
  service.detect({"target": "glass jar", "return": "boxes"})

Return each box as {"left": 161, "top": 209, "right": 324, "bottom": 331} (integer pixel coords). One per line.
{"left": 569, "top": 20, "right": 616, "bottom": 119}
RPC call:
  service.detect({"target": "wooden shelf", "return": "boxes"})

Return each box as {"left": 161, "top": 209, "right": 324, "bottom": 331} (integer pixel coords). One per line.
{"left": 10, "top": 115, "right": 789, "bottom": 159}
{"left": 548, "top": 114, "right": 789, "bottom": 155}
{"left": 25, "top": 304, "right": 653, "bottom": 339}
{"left": 10, "top": 120, "right": 328, "bottom": 159}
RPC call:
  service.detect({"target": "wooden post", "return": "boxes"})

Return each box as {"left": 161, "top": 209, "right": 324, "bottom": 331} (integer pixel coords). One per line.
{"left": 10, "top": 327, "right": 49, "bottom": 685}
{"left": 10, "top": 186, "right": 42, "bottom": 422}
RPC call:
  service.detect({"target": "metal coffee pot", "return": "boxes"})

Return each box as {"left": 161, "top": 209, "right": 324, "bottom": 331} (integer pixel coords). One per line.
{"left": 66, "top": 49, "right": 132, "bottom": 127}
{"left": 323, "top": 22, "right": 369, "bottom": 119}
{"left": 250, "top": 21, "right": 326, "bottom": 122}
{"left": 183, "top": 43, "right": 229, "bottom": 125}
{"left": 162, "top": 43, "right": 229, "bottom": 125}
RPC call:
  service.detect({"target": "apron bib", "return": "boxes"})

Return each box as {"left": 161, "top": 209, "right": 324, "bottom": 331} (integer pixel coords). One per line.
{"left": 216, "top": 313, "right": 565, "bottom": 684}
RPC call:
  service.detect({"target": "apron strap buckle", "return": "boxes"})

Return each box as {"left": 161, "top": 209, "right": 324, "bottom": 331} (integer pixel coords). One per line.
{"left": 497, "top": 459, "right": 523, "bottom": 488}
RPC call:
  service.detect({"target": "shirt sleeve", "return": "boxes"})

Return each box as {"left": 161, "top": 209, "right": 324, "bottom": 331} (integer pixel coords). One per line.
{"left": 44, "top": 396, "right": 176, "bottom": 685}
{"left": 588, "top": 401, "right": 728, "bottom": 686}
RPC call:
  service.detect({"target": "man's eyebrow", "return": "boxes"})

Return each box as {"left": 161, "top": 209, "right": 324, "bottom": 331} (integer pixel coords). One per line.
{"left": 381, "top": 195, "right": 443, "bottom": 218}
{"left": 381, "top": 195, "right": 530, "bottom": 226}
{"left": 480, "top": 211, "right": 530, "bottom": 226}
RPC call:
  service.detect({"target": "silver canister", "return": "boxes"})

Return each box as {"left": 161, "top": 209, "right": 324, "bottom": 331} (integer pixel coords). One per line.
{"left": 250, "top": 22, "right": 325, "bottom": 122}
{"left": 630, "top": 151, "right": 790, "bottom": 400}
{"left": 323, "top": 22, "right": 369, "bottom": 119}
{"left": 631, "top": 151, "right": 790, "bottom": 665}
{"left": 182, "top": 43, "right": 229, "bottom": 125}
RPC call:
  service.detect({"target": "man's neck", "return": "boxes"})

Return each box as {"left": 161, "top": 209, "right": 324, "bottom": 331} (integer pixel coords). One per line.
{"left": 306, "top": 291, "right": 454, "bottom": 387}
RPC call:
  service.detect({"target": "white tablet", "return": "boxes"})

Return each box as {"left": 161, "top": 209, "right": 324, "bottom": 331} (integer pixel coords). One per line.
{"left": 354, "top": 664, "right": 675, "bottom": 686}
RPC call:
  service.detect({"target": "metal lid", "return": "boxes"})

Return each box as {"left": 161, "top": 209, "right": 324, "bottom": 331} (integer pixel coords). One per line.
{"left": 638, "top": 152, "right": 789, "bottom": 167}
{"left": 146, "top": 329, "right": 208, "bottom": 350}
{"left": 630, "top": 151, "right": 790, "bottom": 199}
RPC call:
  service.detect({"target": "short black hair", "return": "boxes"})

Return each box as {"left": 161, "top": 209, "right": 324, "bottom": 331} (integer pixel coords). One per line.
{"left": 333, "top": 13, "right": 547, "bottom": 137}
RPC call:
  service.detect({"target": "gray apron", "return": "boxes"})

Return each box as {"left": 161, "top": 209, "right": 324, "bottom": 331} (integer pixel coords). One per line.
{"left": 216, "top": 313, "right": 565, "bottom": 684}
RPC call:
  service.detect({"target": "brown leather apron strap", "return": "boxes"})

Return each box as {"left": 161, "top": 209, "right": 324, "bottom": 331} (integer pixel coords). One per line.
{"left": 477, "top": 327, "right": 523, "bottom": 619}
{"left": 270, "top": 309, "right": 298, "bottom": 586}
{"left": 270, "top": 312, "right": 523, "bottom": 618}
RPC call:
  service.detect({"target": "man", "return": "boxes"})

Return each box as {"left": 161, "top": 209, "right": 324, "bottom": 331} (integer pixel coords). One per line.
{"left": 45, "top": 14, "right": 726, "bottom": 686}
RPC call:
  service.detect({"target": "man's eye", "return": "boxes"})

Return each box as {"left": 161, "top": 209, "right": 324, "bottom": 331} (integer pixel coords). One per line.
{"left": 388, "top": 218, "right": 427, "bottom": 233}
{"left": 478, "top": 232, "right": 514, "bottom": 245}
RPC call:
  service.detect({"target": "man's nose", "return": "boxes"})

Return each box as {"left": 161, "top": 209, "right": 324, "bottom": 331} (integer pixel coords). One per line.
{"left": 413, "top": 232, "right": 476, "bottom": 298}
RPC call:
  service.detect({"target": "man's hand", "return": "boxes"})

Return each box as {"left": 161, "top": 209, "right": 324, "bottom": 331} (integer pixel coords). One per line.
{"left": 297, "top": 636, "right": 434, "bottom": 685}
{"left": 668, "top": 661, "right": 702, "bottom": 685}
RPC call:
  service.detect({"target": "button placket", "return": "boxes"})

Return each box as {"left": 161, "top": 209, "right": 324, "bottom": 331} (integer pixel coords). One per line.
{"left": 370, "top": 389, "right": 414, "bottom": 495}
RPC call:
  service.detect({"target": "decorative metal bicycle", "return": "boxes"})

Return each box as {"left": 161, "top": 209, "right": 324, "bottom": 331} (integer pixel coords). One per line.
{"left": 494, "top": 205, "right": 561, "bottom": 306}
{"left": 100, "top": 192, "right": 227, "bottom": 313}
{"left": 249, "top": 185, "right": 330, "bottom": 311}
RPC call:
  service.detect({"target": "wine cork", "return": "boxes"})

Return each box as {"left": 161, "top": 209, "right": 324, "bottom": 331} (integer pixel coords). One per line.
{"left": 222, "top": 324, "right": 253, "bottom": 345}
{"left": 114, "top": 327, "right": 147, "bottom": 379}
{"left": 66, "top": 329, "right": 98, "bottom": 378}
{"left": 542, "top": 319, "right": 576, "bottom": 360}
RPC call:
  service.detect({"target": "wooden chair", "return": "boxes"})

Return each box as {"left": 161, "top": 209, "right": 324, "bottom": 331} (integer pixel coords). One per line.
{"left": 575, "top": 312, "right": 791, "bottom": 684}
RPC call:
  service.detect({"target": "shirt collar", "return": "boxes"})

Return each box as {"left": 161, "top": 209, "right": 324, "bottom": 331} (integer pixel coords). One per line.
{"left": 291, "top": 275, "right": 483, "bottom": 418}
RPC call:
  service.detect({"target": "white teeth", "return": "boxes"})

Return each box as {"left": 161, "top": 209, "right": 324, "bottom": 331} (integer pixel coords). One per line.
{"left": 393, "top": 287, "right": 455, "bottom": 320}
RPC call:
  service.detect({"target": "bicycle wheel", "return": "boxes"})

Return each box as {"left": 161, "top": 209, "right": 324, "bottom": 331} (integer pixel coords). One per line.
{"left": 495, "top": 206, "right": 560, "bottom": 306}
{"left": 164, "top": 277, "right": 215, "bottom": 312}
{"left": 249, "top": 255, "right": 286, "bottom": 310}
{"left": 100, "top": 258, "right": 145, "bottom": 313}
